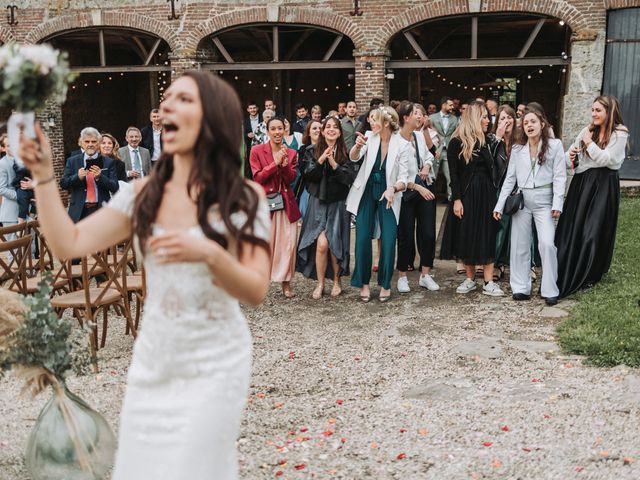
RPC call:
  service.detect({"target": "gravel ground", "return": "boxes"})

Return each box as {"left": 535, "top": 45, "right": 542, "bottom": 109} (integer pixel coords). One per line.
{"left": 2, "top": 253, "right": 639, "bottom": 479}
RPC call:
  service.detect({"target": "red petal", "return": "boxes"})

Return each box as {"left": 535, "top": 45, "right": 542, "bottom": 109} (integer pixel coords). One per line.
{"left": 336, "top": 399, "right": 344, "bottom": 405}
{"left": 300, "top": 427, "right": 308, "bottom": 432}
{"left": 483, "top": 442, "right": 493, "bottom": 447}
{"left": 340, "top": 437, "right": 347, "bottom": 443}
{"left": 275, "top": 471, "right": 283, "bottom": 477}
{"left": 501, "top": 426, "right": 510, "bottom": 432}
{"left": 522, "top": 447, "right": 531, "bottom": 452}
{"left": 397, "top": 453, "right": 406, "bottom": 460}
{"left": 278, "top": 459, "right": 287, "bottom": 465}
{"left": 399, "top": 428, "right": 407, "bottom": 433}
{"left": 294, "top": 464, "right": 306, "bottom": 470}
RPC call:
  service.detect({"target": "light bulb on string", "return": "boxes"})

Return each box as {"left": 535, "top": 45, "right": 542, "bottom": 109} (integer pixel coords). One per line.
{"left": 234, "top": 76, "right": 239, "bottom": 80}
{"left": 538, "top": 69, "right": 543, "bottom": 74}
{"left": 108, "top": 76, "right": 112, "bottom": 80}
{"left": 313, "top": 88, "right": 317, "bottom": 92}
{"left": 289, "top": 88, "right": 293, "bottom": 92}
{"left": 336, "top": 86, "right": 340, "bottom": 90}
{"left": 300, "top": 88, "right": 304, "bottom": 92}
{"left": 527, "top": 75, "right": 532, "bottom": 79}
{"left": 275, "top": 86, "right": 279, "bottom": 90}
{"left": 347, "top": 83, "right": 351, "bottom": 87}
{"left": 324, "top": 87, "right": 328, "bottom": 91}
{"left": 562, "top": 68, "right": 567, "bottom": 73}
{"left": 96, "top": 80, "right": 100, "bottom": 84}
{"left": 263, "top": 83, "right": 267, "bottom": 87}
{"left": 248, "top": 80, "right": 252, "bottom": 84}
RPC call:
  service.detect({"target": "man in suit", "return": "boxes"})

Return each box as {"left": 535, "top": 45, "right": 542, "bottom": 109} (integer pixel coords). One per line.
{"left": 0, "top": 134, "right": 19, "bottom": 230}
{"left": 243, "top": 101, "right": 260, "bottom": 179}
{"left": 60, "top": 127, "right": 119, "bottom": 223}
{"left": 340, "top": 100, "right": 361, "bottom": 152}
{"left": 486, "top": 98, "right": 499, "bottom": 129}
{"left": 118, "top": 127, "right": 151, "bottom": 181}
{"left": 292, "top": 103, "right": 310, "bottom": 134}
{"left": 429, "top": 96, "right": 459, "bottom": 201}
{"left": 140, "top": 109, "right": 163, "bottom": 167}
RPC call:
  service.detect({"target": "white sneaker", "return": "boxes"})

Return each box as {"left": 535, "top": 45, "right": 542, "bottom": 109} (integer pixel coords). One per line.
{"left": 482, "top": 281, "right": 505, "bottom": 297}
{"left": 456, "top": 278, "right": 477, "bottom": 294}
{"left": 419, "top": 274, "right": 440, "bottom": 291}
{"left": 397, "top": 276, "right": 410, "bottom": 293}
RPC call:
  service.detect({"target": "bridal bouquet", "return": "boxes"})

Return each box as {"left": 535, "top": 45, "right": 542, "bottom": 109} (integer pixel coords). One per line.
{"left": 0, "top": 276, "right": 116, "bottom": 480}
{"left": 0, "top": 43, "right": 75, "bottom": 154}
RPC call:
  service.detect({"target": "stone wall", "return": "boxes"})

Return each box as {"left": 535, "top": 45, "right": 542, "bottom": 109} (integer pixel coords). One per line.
{"left": 2, "top": 0, "right": 640, "bottom": 158}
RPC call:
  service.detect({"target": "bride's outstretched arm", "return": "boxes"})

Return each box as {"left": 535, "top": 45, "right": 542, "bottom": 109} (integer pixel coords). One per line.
{"left": 19, "top": 123, "right": 132, "bottom": 260}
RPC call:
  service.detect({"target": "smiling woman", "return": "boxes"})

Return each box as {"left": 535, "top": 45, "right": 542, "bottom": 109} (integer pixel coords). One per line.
{"left": 18, "top": 70, "right": 272, "bottom": 479}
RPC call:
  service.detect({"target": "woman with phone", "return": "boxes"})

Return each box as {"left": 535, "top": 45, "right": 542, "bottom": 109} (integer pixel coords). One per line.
{"left": 494, "top": 106, "right": 566, "bottom": 304}
{"left": 395, "top": 101, "right": 439, "bottom": 293}
{"left": 555, "top": 95, "right": 628, "bottom": 297}
{"left": 19, "top": 71, "right": 271, "bottom": 479}
{"left": 347, "top": 106, "right": 410, "bottom": 302}
{"left": 250, "top": 117, "right": 301, "bottom": 298}
{"left": 296, "top": 117, "right": 353, "bottom": 299}
{"left": 439, "top": 100, "right": 507, "bottom": 296}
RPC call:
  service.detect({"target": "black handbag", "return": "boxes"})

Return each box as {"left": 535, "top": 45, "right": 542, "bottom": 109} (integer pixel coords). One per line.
{"left": 266, "top": 192, "right": 285, "bottom": 212}
{"left": 403, "top": 133, "right": 429, "bottom": 202}
{"left": 503, "top": 185, "right": 524, "bottom": 215}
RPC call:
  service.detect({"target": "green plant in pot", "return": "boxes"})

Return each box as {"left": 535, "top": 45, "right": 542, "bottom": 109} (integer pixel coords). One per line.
{"left": 0, "top": 274, "right": 116, "bottom": 480}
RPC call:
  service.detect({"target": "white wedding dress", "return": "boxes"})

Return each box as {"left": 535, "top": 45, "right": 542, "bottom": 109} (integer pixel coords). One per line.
{"left": 106, "top": 185, "right": 270, "bottom": 480}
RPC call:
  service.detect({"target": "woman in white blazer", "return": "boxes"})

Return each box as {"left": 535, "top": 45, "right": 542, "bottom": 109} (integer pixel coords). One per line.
{"left": 347, "top": 106, "right": 410, "bottom": 302}
{"left": 494, "top": 106, "right": 566, "bottom": 305}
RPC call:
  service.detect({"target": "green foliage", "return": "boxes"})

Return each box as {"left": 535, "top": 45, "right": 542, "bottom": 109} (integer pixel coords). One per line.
{"left": 557, "top": 197, "right": 640, "bottom": 366}
{"left": 0, "top": 273, "right": 91, "bottom": 380}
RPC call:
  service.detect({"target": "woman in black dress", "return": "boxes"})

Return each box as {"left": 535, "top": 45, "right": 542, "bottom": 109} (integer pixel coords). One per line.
{"left": 440, "top": 100, "right": 507, "bottom": 296}
{"left": 556, "top": 95, "right": 629, "bottom": 297}
{"left": 296, "top": 117, "right": 353, "bottom": 299}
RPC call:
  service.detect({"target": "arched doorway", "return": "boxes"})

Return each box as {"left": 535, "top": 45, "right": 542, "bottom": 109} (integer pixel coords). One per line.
{"left": 387, "top": 13, "right": 571, "bottom": 132}
{"left": 197, "top": 24, "right": 356, "bottom": 118}
{"left": 43, "top": 27, "right": 171, "bottom": 155}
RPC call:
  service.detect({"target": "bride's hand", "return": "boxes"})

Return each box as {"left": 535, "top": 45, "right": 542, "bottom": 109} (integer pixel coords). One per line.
{"left": 18, "top": 122, "right": 55, "bottom": 181}
{"left": 150, "top": 231, "right": 220, "bottom": 264}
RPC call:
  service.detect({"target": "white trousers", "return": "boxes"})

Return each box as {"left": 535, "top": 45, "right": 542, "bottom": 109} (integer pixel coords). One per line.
{"left": 510, "top": 188, "right": 559, "bottom": 298}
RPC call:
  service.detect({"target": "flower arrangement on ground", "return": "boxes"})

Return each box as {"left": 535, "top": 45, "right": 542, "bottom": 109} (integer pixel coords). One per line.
{"left": 0, "top": 276, "right": 116, "bottom": 480}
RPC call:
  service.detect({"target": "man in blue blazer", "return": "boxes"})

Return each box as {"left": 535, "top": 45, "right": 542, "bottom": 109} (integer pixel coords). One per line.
{"left": 60, "top": 127, "right": 119, "bottom": 223}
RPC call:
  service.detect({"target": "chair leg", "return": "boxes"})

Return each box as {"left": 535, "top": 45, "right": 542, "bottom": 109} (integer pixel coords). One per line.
{"left": 134, "top": 294, "right": 141, "bottom": 330}
{"left": 86, "top": 309, "right": 98, "bottom": 373}
{"left": 100, "top": 307, "right": 109, "bottom": 348}
{"left": 124, "top": 292, "right": 132, "bottom": 335}
{"left": 122, "top": 301, "right": 137, "bottom": 339}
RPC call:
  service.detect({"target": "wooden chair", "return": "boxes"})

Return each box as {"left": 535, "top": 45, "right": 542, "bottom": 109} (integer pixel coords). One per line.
{"left": 15, "top": 232, "right": 73, "bottom": 296}
{"left": 124, "top": 265, "right": 146, "bottom": 334}
{"left": 0, "top": 223, "right": 29, "bottom": 282}
{"left": 0, "top": 234, "right": 33, "bottom": 295}
{"left": 51, "top": 239, "right": 137, "bottom": 368}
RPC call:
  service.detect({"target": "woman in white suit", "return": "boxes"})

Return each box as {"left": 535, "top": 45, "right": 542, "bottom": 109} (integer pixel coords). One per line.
{"left": 347, "top": 106, "right": 410, "bottom": 302}
{"left": 494, "top": 107, "right": 566, "bottom": 305}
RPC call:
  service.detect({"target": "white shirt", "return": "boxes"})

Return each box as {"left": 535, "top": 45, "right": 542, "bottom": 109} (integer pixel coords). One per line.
{"left": 128, "top": 145, "right": 145, "bottom": 178}
{"left": 568, "top": 127, "right": 628, "bottom": 174}
{"left": 249, "top": 115, "right": 259, "bottom": 133}
{"left": 495, "top": 139, "right": 567, "bottom": 213}
{"left": 152, "top": 129, "right": 162, "bottom": 162}
{"left": 440, "top": 111, "right": 450, "bottom": 132}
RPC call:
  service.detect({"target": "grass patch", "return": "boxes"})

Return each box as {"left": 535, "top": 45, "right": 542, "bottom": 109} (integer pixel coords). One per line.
{"left": 556, "top": 196, "right": 640, "bottom": 367}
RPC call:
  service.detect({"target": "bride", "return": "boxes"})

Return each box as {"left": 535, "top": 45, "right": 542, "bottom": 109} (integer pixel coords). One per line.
{"left": 19, "top": 72, "right": 271, "bottom": 479}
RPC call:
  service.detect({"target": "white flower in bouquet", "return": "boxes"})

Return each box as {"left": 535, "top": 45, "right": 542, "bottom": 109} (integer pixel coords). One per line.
{"left": 0, "top": 43, "right": 76, "bottom": 156}
{"left": 0, "top": 42, "right": 76, "bottom": 112}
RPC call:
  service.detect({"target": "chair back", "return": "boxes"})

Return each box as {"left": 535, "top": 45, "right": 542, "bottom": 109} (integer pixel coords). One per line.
{"left": 79, "top": 240, "right": 132, "bottom": 309}
{"left": 0, "top": 234, "right": 33, "bottom": 294}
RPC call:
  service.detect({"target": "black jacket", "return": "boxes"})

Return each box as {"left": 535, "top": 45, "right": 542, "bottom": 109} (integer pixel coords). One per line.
{"left": 140, "top": 124, "right": 162, "bottom": 159}
{"left": 301, "top": 145, "right": 353, "bottom": 203}
{"left": 59, "top": 154, "right": 119, "bottom": 223}
{"left": 447, "top": 134, "right": 505, "bottom": 201}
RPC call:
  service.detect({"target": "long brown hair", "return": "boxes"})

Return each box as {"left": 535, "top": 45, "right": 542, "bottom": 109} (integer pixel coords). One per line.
{"left": 516, "top": 106, "right": 551, "bottom": 165}
{"left": 584, "top": 95, "right": 627, "bottom": 154}
{"left": 492, "top": 105, "right": 516, "bottom": 156}
{"left": 133, "top": 71, "right": 269, "bottom": 256}
{"left": 302, "top": 120, "right": 322, "bottom": 146}
{"left": 315, "top": 116, "right": 348, "bottom": 165}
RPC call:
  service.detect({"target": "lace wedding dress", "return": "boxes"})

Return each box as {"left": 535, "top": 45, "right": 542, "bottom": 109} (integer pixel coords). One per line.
{"left": 106, "top": 184, "right": 270, "bottom": 480}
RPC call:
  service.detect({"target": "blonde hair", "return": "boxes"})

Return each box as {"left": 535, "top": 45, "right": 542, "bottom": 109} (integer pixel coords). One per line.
{"left": 100, "top": 133, "right": 122, "bottom": 161}
{"left": 370, "top": 106, "right": 400, "bottom": 132}
{"left": 454, "top": 100, "right": 487, "bottom": 163}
